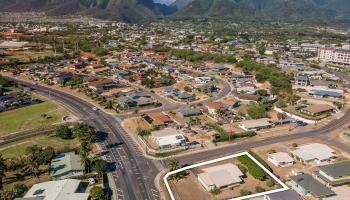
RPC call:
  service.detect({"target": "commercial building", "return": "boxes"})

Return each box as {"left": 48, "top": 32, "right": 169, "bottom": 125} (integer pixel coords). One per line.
{"left": 239, "top": 118, "right": 273, "bottom": 131}
{"left": 16, "top": 179, "right": 89, "bottom": 200}
{"left": 151, "top": 128, "right": 186, "bottom": 149}
{"left": 319, "top": 47, "right": 350, "bottom": 65}
{"left": 290, "top": 143, "right": 336, "bottom": 164}
{"left": 267, "top": 152, "right": 295, "bottom": 167}
{"left": 289, "top": 174, "right": 335, "bottom": 198}
{"left": 197, "top": 163, "right": 244, "bottom": 191}
{"left": 50, "top": 152, "right": 85, "bottom": 180}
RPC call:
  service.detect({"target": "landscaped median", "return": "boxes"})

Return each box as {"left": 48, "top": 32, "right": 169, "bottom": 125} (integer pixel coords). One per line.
{"left": 207, "top": 123, "right": 257, "bottom": 143}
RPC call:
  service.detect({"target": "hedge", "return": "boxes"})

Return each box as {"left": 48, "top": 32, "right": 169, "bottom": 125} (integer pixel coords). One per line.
{"left": 237, "top": 155, "right": 267, "bottom": 181}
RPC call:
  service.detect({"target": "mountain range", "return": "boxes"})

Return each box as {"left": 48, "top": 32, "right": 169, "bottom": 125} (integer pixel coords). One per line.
{"left": 0, "top": 0, "right": 350, "bottom": 23}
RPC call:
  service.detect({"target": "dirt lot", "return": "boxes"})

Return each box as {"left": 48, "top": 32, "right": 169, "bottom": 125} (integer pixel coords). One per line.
{"left": 167, "top": 158, "right": 281, "bottom": 200}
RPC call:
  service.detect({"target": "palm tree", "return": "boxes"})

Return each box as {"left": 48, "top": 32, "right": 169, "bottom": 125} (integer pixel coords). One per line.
{"left": 0, "top": 154, "right": 7, "bottom": 190}
{"left": 168, "top": 158, "right": 179, "bottom": 171}
{"left": 79, "top": 141, "right": 91, "bottom": 173}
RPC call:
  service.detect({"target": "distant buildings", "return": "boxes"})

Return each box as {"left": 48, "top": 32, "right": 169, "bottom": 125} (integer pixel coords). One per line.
{"left": 319, "top": 47, "right": 350, "bottom": 65}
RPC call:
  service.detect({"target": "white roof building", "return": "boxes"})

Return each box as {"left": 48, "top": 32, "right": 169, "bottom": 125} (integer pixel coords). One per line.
{"left": 19, "top": 179, "right": 89, "bottom": 200}
{"left": 151, "top": 128, "right": 186, "bottom": 149}
{"left": 239, "top": 118, "right": 273, "bottom": 131}
{"left": 198, "top": 163, "right": 244, "bottom": 191}
{"left": 290, "top": 143, "right": 336, "bottom": 164}
{"left": 267, "top": 152, "right": 294, "bottom": 167}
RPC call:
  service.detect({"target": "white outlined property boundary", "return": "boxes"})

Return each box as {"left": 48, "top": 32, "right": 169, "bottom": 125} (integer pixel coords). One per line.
{"left": 163, "top": 152, "right": 290, "bottom": 200}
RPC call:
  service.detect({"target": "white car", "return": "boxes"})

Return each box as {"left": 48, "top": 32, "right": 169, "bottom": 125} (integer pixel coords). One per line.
{"left": 92, "top": 107, "right": 99, "bottom": 111}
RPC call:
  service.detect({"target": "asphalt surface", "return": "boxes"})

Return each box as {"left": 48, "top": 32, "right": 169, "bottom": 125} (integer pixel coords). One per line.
{"left": 11, "top": 78, "right": 163, "bottom": 200}
{"left": 8, "top": 77, "right": 350, "bottom": 200}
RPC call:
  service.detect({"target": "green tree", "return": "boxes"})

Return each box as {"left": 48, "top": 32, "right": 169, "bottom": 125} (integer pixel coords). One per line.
{"left": 90, "top": 186, "right": 104, "bottom": 200}
{"left": 54, "top": 125, "right": 72, "bottom": 139}
{"left": 79, "top": 141, "right": 91, "bottom": 173}
{"left": 12, "top": 183, "right": 28, "bottom": 198}
{"left": 92, "top": 159, "right": 107, "bottom": 178}
{"left": 72, "top": 124, "right": 96, "bottom": 143}
{"left": 247, "top": 104, "right": 266, "bottom": 119}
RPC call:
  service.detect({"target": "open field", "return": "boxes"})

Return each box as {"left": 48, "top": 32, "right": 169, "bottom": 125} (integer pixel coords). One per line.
{"left": 7, "top": 50, "right": 62, "bottom": 62}
{"left": 0, "top": 134, "right": 81, "bottom": 158}
{"left": 0, "top": 98, "right": 69, "bottom": 136}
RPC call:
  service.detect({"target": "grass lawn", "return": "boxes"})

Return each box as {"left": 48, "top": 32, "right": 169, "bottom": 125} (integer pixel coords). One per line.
{"left": 0, "top": 99, "right": 69, "bottom": 136}
{"left": 8, "top": 50, "right": 61, "bottom": 62}
{"left": 0, "top": 134, "right": 81, "bottom": 158}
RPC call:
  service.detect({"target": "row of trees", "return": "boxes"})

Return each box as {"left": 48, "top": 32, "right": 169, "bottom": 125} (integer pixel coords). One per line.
{"left": 171, "top": 49, "right": 237, "bottom": 63}
{"left": 236, "top": 59, "right": 292, "bottom": 95}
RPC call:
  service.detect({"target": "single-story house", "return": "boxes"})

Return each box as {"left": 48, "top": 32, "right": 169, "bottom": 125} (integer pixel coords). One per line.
{"left": 315, "top": 160, "right": 350, "bottom": 186}
{"left": 236, "top": 94, "right": 260, "bottom": 104}
{"left": 264, "top": 190, "right": 302, "bottom": 200}
{"left": 239, "top": 118, "right": 273, "bottom": 131}
{"left": 178, "top": 107, "right": 202, "bottom": 118}
{"left": 194, "top": 77, "right": 213, "bottom": 84}
{"left": 87, "top": 79, "right": 117, "bottom": 93}
{"left": 203, "top": 101, "right": 225, "bottom": 115}
{"left": 16, "top": 179, "right": 89, "bottom": 200}
{"left": 219, "top": 98, "right": 240, "bottom": 109}
{"left": 289, "top": 174, "right": 335, "bottom": 198}
{"left": 290, "top": 143, "right": 336, "bottom": 164}
{"left": 50, "top": 152, "right": 84, "bottom": 180}
{"left": 300, "top": 104, "right": 336, "bottom": 116}
{"left": 150, "top": 128, "right": 186, "bottom": 149}
{"left": 309, "top": 90, "right": 342, "bottom": 98}
{"left": 198, "top": 163, "right": 244, "bottom": 191}
{"left": 142, "top": 112, "right": 172, "bottom": 128}
{"left": 268, "top": 152, "right": 295, "bottom": 167}
{"left": 236, "top": 83, "right": 256, "bottom": 94}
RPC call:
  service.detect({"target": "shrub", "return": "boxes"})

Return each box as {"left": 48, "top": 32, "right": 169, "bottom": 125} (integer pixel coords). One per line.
{"left": 233, "top": 131, "right": 257, "bottom": 139}
{"left": 255, "top": 186, "right": 266, "bottom": 193}
{"left": 240, "top": 189, "right": 252, "bottom": 196}
{"left": 266, "top": 179, "right": 275, "bottom": 187}
{"left": 237, "top": 155, "right": 267, "bottom": 181}
{"left": 210, "top": 187, "right": 221, "bottom": 195}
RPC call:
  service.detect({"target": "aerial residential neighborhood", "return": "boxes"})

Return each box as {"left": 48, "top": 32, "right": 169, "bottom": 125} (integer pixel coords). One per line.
{"left": 1, "top": 1, "right": 350, "bottom": 200}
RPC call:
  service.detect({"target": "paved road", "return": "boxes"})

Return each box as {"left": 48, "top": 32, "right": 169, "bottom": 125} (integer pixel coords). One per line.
{"left": 11, "top": 78, "right": 163, "bottom": 200}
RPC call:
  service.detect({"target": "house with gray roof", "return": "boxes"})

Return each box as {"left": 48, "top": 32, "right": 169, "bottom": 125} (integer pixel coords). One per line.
{"left": 50, "top": 152, "right": 84, "bottom": 180}
{"left": 264, "top": 189, "right": 302, "bottom": 200}
{"left": 178, "top": 107, "right": 202, "bottom": 118}
{"left": 289, "top": 174, "right": 335, "bottom": 198}
{"left": 315, "top": 160, "right": 350, "bottom": 186}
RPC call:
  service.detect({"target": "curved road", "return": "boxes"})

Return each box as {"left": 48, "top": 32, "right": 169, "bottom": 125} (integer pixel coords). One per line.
{"left": 11, "top": 78, "right": 162, "bottom": 200}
